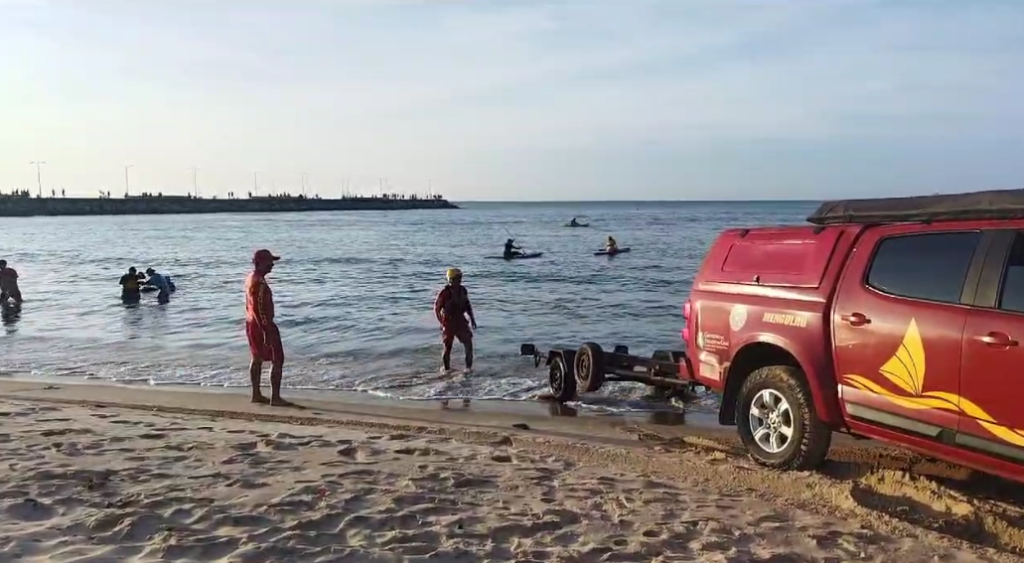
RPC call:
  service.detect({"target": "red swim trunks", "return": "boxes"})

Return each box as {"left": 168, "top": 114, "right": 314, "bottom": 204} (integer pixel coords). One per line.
{"left": 441, "top": 323, "right": 472, "bottom": 345}
{"left": 246, "top": 320, "right": 284, "bottom": 363}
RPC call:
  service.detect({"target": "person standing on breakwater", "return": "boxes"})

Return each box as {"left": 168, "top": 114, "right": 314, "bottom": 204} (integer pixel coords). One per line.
{"left": 245, "top": 249, "right": 291, "bottom": 406}
{"left": 434, "top": 268, "right": 477, "bottom": 375}
{"left": 0, "top": 260, "right": 23, "bottom": 304}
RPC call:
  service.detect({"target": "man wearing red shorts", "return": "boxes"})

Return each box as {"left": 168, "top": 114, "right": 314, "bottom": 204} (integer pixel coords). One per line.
{"left": 434, "top": 268, "right": 477, "bottom": 374}
{"left": 245, "top": 249, "right": 290, "bottom": 406}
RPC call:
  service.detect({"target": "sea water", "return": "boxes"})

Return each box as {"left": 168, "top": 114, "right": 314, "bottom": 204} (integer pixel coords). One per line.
{"left": 0, "top": 200, "right": 817, "bottom": 411}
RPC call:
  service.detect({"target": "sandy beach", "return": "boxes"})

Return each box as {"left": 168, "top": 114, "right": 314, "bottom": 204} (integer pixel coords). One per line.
{"left": 1, "top": 382, "right": 1022, "bottom": 562}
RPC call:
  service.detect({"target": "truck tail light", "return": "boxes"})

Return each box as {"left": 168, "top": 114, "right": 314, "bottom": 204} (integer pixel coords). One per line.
{"left": 681, "top": 299, "right": 692, "bottom": 342}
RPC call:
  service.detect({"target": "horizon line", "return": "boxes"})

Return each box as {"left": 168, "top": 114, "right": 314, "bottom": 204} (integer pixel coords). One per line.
{"left": 452, "top": 198, "right": 822, "bottom": 203}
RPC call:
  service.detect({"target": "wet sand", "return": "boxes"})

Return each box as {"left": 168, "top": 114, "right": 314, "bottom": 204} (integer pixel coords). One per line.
{"left": 1, "top": 380, "right": 1022, "bottom": 562}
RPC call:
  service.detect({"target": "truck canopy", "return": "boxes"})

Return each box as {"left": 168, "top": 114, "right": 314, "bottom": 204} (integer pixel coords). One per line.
{"left": 808, "top": 188, "right": 1024, "bottom": 226}
{"left": 703, "top": 226, "right": 847, "bottom": 288}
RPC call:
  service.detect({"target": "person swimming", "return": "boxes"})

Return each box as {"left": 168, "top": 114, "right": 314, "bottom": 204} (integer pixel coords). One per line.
{"left": 503, "top": 238, "right": 523, "bottom": 259}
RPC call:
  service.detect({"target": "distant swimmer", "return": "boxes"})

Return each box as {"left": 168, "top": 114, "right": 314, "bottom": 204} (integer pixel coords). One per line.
{"left": 503, "top": 238, "right": 523, "bottom": 260}
{"left": 0, "top": 260, "right": 23, "bottom": 304}
{"left": 143, "top": 268, "right": 174, "bottom": 304}
{"left": 119, "top": 267, "right": 145, "bottom": 302}
{"left": 605, "top": 236, "right": 619, "bottom": 253}
{"left": 434, "top": 268, "right": 477, "bottom": 375}
{"left": 245, "top": 249, "right": 291, "bottom": 406}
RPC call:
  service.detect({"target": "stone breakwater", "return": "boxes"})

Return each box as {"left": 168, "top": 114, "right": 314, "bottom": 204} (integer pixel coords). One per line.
{"left": 0, "top": 196, "right": 458, "bottom": 217}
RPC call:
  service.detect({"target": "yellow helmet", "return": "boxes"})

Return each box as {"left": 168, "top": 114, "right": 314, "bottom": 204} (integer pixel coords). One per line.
{"left": 446, "top": 268, "right": 462, "bottom": 281}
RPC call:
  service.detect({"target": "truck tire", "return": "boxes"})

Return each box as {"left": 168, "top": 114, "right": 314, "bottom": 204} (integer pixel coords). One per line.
{"left": 574, "top": 342, "right": 606, "bottom": 393}
{"left": 549, "top": 354, "right": 578, "bottom": 403}
{"left": 735, "top": 365, "right": 831, "bottom": 471}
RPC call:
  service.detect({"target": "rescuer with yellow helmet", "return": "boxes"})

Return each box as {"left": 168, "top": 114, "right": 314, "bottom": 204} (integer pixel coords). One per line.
{"left": 433, "top": 267, "right": 477, "bottom": 374}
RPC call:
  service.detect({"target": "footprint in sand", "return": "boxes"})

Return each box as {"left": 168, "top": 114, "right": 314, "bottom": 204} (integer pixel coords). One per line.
{"left": 4, "top": 498, "right": 56, "bottom": 522}
{"left": 259, "top": 438, "right": 298, "bottom": 452}
{"left": 394, "top": 446, "right": 443, "bottom": 457}
{"left": 336, "top": 444, "right": 369, "bottom": 461}
{"left": 137, "top": 432, "right": 168, "bottom": 440}
{"left": 39, "top": 428, "right": 93, "bottom": 438}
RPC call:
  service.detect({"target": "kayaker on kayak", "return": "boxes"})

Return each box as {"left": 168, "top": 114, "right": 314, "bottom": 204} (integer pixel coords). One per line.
{"left": 605, "top": 236, "right": 619, "bottom": 253}
{"left": 570, "top": 217, "right": 580, "bottom": 226}
{"left": 503, "top": 239, "right": 523, "bottom": 259}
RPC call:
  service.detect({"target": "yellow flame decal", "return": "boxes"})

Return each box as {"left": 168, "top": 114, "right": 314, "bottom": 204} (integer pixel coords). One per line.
{"left": 878, "top": 318, "right": 925, "bottom": 395}
{"left": 843, "top": 318, "right": 1024, "bottom": 449}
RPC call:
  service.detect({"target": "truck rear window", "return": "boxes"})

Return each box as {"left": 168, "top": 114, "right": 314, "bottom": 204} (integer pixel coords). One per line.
{"left": 706, "top": 227, "right": 843, "bottom": 288}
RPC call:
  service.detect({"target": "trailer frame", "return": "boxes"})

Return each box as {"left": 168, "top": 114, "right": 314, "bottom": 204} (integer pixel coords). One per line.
{"left": 519, "top": 342, "right": 704, "bottom": 403}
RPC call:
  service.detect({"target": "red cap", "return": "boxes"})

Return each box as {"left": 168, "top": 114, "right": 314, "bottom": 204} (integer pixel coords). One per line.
{"left": 253, "top": 249, "right": 280, "bottom": 264}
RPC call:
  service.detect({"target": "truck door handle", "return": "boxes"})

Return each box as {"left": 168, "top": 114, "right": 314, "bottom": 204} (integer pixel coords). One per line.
{"left": 973, "top": 332, "right": 1019, "bottom": 348}
{"left": 840, "top": 313, "right": 871, "bottom": 327}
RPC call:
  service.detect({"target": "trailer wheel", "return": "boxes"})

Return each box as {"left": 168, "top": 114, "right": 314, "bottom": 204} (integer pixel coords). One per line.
{"left": 735, "top": 365, "right": 831, "bottom": 471}
{"left": 574, "top": 342, "right": 606, "bottom": 393}
{"left": 549, "top": 355, "right": 578, "bottom": 403}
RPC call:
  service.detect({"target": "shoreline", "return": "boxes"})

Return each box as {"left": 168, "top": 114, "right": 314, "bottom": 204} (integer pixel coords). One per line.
{"left": 2, "top": 379, "right": 1023, "bottom": 561}
{"left": 2, "top": 370, "right": 726, "bottom": 416}
{"left": 0, "top": 379, "right": 727, "bottom": 445}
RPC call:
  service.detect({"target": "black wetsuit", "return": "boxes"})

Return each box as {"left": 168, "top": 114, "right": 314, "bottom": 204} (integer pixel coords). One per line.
{"left": 119, "top": 273, "right": 144, "bottom": 302}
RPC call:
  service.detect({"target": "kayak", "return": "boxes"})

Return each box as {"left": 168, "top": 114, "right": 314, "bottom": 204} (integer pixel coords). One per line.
{"left": 594, "top": 247, "right": 630, "bottom": 256}
{"left": 565, "top": 223, "right": 590, "bottom": 228}
{"left": 485, "top": 252, "right": 544, "bottom": 260}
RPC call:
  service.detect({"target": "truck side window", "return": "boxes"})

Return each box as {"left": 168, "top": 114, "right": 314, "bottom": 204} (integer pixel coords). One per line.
{"left": 998, "top": 233, "right": 1024, "bottom": 314}
{"left": 866, "top": 231, "right": 981, "bottom": 304}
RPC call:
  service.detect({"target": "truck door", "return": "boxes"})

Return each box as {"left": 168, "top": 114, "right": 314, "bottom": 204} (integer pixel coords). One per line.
{"left": 958, "top": 230, "right": 1024, "bottom": 459}
{"left": 832, "top": 225, "right": 985, "bottom": 440}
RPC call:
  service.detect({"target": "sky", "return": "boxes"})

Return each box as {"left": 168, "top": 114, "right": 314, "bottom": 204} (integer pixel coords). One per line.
{"left": 1, "top": 0, "right": 1022, "bottom": 202}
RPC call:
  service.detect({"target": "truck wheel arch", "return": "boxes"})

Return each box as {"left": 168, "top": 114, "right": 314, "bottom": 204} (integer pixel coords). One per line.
{"left": 719, "top": 341, "right": 804, "bottom": 426}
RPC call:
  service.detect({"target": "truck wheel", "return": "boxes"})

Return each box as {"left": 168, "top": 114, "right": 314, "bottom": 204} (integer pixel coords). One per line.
{"left": 735, "top": 365, "right": 831, "bottom": 471}
{"left": 549, "top": 355, "right": 578, "bottom": 403}
{"left": 574, "top": 342, "right": 606, "bottom": 393}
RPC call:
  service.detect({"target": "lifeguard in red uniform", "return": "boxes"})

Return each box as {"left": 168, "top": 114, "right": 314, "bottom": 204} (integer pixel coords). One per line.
{"left": 245, "top": 249, "right": 290, "bottom": 406}
{"left": 433, "top": 268, "right": 477, "bottom": 374}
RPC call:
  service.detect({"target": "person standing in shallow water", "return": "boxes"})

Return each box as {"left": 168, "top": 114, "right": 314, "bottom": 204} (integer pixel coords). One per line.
{"left": 434, "top": 268, "right": 477, "bottom": 374}
{"left": 119, "top": 267, "right": 144, "bottom": 303}
{"left": 245, "top": 249, "right": 291, "bottom": 406}
{"left": 0, "top": 260, "right": 23, "bottom": 304}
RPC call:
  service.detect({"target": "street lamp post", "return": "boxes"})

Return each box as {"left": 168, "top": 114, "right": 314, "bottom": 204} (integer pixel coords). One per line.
{"left": 124, "top": 165, "right": 133, "bottom": 197}
{"left": 30, "top": 161, "right": 45, "bottom": 197}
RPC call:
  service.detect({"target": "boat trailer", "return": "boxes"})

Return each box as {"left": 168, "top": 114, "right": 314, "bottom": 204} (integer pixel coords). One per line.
{"left": 519, "top": 342, "right": 703, "bottom": 403}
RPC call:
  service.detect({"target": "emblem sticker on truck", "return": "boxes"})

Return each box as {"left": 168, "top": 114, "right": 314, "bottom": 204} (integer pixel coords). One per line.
{"left": 699, "top": 332, "right": 729, "bottom": 352}
{"left": 729, "top": 304, "right": 747, "bottom": 332}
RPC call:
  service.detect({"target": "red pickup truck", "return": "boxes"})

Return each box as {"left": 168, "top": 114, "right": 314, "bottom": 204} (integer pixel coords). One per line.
{"left": 523, "top": 189, "right": 1024, "bottom": 484}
